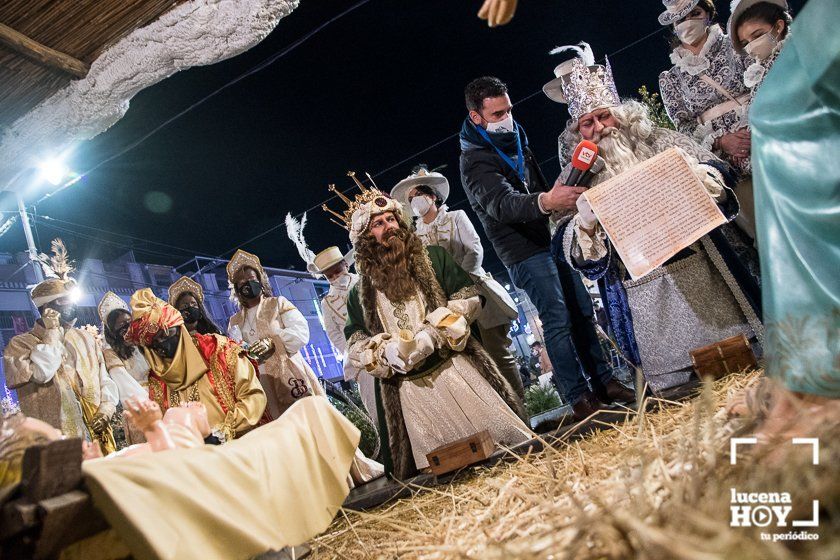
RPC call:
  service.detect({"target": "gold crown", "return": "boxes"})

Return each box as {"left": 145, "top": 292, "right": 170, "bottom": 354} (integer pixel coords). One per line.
{"left": 322, "top": 171, "right": 391, "bottom": 230}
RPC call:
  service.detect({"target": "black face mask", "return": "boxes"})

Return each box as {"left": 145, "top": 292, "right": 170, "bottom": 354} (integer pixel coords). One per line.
{"left": 151, "top": 331, "right": 180, "bottom": 360}
{"left": 180, "top": 306, "right": 202, "bottom": 324}
{"left": 116, "top": 325, "right": 129, "bottom": 342}
{"left": 48, "top": 302, "right": 78, "bottom": 324}
{"left": 238, "top": 280, "right": 263, "bottom": 300}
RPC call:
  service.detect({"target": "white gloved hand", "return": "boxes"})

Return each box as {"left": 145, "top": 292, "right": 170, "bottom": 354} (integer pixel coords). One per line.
{"left": 576, "top": 194, "right": 598, "bottom": 230}
{"left": 384, "top": 341, "right": 407, "bottom": 373}
{"left": 406, "top": 330, "right": 435, "bottom": 369}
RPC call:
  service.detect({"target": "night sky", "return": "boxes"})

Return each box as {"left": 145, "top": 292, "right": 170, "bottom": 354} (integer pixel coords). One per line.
{"left": 0, "top": 0, "right": 804, "bottom": 277}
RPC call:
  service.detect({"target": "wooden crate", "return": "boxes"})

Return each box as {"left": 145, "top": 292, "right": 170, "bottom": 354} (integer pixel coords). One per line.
{"left": 425, "top": 430, "right": 495, "bottom": 476}
{"left": 690, "top": 333, "right": 757, "bottom": 380}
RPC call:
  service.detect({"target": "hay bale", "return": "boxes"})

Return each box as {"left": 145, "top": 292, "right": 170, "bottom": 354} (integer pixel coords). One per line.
{"left": 312, "top": 370, "right": 840, "bottom": 559}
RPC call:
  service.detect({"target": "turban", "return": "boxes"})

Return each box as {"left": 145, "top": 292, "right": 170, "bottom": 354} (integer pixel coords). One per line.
{"left": 125, "top": 288, "right": 184, "bottom": 346}
{"left": 31, "top": 278, "right": 74, "bottom": 308}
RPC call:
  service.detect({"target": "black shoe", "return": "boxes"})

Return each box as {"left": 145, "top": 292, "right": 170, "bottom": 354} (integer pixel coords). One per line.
{"left": 599, "top": 379, "right": 636, "bottom": 405}
{"left": 571, "top": 391, "right": 602, "bottom": 420}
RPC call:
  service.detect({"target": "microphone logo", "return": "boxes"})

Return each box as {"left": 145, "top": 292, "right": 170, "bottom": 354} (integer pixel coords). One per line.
{"left": 579, "top": 147, "right": 596, "bottom": 165}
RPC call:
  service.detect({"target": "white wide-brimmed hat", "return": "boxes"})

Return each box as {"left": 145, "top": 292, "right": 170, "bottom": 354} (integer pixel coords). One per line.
{"left": 728, "top": 0, "right": 789, "bottom": 52}
{"left": 311, "top": 246, "right": 354, "bottom": 275}
{"left": 658, "top": 0, "right": 701, "bottom": 26}
{"left": 543, "top": 58, "right": 581, "bottom": 103}
{"left": 390, "top": 167, "right": 450, "bottom": 205}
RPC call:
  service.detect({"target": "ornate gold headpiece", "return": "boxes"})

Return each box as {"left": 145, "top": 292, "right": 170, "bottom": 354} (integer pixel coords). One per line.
{"left": 168, "top": 276, "right": 205, "bottom": 307}
{"left": 322, "top": 171, "right": 402, "bottom": 245}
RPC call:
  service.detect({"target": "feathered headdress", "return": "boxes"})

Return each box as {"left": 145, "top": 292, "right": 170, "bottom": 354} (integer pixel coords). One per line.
{"left": 31, "top": 239, "right": 78, "bottom": 308}
{"left": 548, "top": 42, "right": 595, "bottom": 66}
{"left": 285, "top": 212, "right": 354, "bottom": 277}
{"left": 36, "top": 238, "right": 75, "bottom": 280}
{"left": 285, "top": 213, "right": 317, "bottom": 274}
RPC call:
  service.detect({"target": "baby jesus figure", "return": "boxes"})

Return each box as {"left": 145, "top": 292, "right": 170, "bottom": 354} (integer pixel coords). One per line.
{"left": 83, "top": 397, "right": 211, "bottom": 460}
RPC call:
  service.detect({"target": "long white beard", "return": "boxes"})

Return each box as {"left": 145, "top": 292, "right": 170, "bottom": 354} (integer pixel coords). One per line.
{"left": 597, "top": 127, "right": 654, "bottom": 180}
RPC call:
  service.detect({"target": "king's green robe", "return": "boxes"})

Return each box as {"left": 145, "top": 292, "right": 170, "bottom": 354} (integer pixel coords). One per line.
{"left": 343, "top": 246, "right": 528, "bottom": 477}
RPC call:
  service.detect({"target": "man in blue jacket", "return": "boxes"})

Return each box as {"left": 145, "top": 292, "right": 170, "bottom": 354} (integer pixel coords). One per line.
{"left": 459, "top": 76, "right": 633, "bottom": 419}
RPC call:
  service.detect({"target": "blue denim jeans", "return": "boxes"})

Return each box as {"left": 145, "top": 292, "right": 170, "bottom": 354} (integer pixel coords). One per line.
{"left": 508, "top": 250, "right": 612, "bottom": 405}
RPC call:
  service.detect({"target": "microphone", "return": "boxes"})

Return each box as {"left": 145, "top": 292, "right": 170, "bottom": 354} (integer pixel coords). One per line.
{"left": 578, "top": 156, "right": 606, "bottom": 188}
{"left": 565, "top": 140, "right": 599, "bottom": 186}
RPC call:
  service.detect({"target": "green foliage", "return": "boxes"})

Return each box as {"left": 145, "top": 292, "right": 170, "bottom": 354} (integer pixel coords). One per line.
{"left": 524, "top": 383, "right": 562, "bottom": 417}
{"left": 638, "top": 85, "right": 675, "bottom": 130}
{"left": 329, "top": 392, "right": 379, "bottom": 461}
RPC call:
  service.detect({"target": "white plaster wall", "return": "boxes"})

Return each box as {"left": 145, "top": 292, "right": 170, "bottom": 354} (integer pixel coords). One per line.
{"left": 0, "top": 0, "right": 300, "bottom": 191}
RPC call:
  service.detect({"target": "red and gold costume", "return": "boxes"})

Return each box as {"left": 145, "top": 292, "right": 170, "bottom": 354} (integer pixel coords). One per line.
{"left": 126, "top": 289, "right": 266, "bottom": 441}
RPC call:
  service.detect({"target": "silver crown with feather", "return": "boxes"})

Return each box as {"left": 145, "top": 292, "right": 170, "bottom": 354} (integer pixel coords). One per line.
{"left": 542, "top": 42, "right": 620, "bottom": 122}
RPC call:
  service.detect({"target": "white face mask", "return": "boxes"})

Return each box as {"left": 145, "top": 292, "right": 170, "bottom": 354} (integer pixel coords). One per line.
{"left": 410, "top": 196, "right": 433, "bottom": 217}
{"left": 486, "top": 113, "right": 515, "bottom": 133}
{"left": 744, "top": 31, "right": 778, "bottom": 61}
{"left": 330, "top": 273, "right": 352, "bottom": 290}
{"left": 675, "top": 18, "right": 709, "bottom": 45}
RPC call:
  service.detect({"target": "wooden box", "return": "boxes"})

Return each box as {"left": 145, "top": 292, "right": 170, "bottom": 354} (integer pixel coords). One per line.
{"left": 425, "top": 430, "right": 495, "bottom": 476}
{"left": 690, "top": 333, "right": 757, "bottom": 380}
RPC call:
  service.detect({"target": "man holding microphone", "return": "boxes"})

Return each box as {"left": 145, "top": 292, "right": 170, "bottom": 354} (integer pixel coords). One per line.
{"left": 459, "top": 76, "right": 628, "bottom": 420}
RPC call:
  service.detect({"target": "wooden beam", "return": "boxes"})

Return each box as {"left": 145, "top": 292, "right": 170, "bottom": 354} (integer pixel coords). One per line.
{"left": 0, "top": 22, "right": 89, "bottom": 79}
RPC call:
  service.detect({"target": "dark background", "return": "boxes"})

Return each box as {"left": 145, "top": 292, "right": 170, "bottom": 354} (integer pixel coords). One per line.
{"left": 0, "top": 0, "right": 803, "bottom": 276}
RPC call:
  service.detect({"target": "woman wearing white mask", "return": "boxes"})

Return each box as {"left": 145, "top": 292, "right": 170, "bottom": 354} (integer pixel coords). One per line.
{"left": 729, "top": 0, "right": 792, "bottom": 98}
{"left": 658, "top": 0, "right": 762, "bottom": 284}
{"left": 391, "top": 166, "right": 527, "bottom": 417}
{"left": 658, "top": 0, "right": 752, "bottom": 173}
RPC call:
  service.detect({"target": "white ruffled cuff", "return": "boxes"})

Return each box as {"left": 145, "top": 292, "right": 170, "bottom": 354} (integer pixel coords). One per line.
{"left": 572, "top": 216, "right": 608, "bottom": 261}
{"left": 347, "top": 333, "right": 394, "bottom": 379}
{"left": 445, "top": 295, "right": 482, "bottom": 325}
{"left": 680, "top": 148, "right": 727, "bottom": 201}
{"left": 425, "top": 307, "right": 470, "bottom": 352}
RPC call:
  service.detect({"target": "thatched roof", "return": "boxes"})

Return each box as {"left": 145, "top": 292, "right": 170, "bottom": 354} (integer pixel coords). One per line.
{"left": 0, "top": 0, "right": 298, "bottom": 192}
{"left": 0, "top": 0, "right": 187, "bottom": 132}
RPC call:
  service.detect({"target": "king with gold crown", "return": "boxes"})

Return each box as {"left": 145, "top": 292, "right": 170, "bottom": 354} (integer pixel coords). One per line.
{"left": 332, "top": 172, "right": 531, "bottom": 479}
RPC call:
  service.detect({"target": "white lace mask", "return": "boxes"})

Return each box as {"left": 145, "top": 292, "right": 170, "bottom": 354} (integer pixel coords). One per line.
{"left": 744, "top": 31, "right": 778, "bottom": 61}
{"left": 675, "top": 18, "right": 709, "bottom": 45}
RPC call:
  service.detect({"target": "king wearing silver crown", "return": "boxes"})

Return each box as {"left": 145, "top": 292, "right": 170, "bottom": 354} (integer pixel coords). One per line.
{"left": 334, "top": 172, "right": 530, "bottom": 478}
{"left": 547, "top": 42, "right": 764, "bottom": 395}
{"left": 542, "top": 42, "right": 621, "bottom": 124}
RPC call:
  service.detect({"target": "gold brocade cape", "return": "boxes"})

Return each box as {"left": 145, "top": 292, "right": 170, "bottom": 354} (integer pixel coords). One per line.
{"left": 139, "top": 327, "right": 266, "bottom": 441}
{"left": 3, "top": 323, "right": 115, "bottom": 453}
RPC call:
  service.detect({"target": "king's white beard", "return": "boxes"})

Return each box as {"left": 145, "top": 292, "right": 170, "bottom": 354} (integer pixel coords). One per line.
{"left": 597, "top": 127, "right": 655, "bottom": 180}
